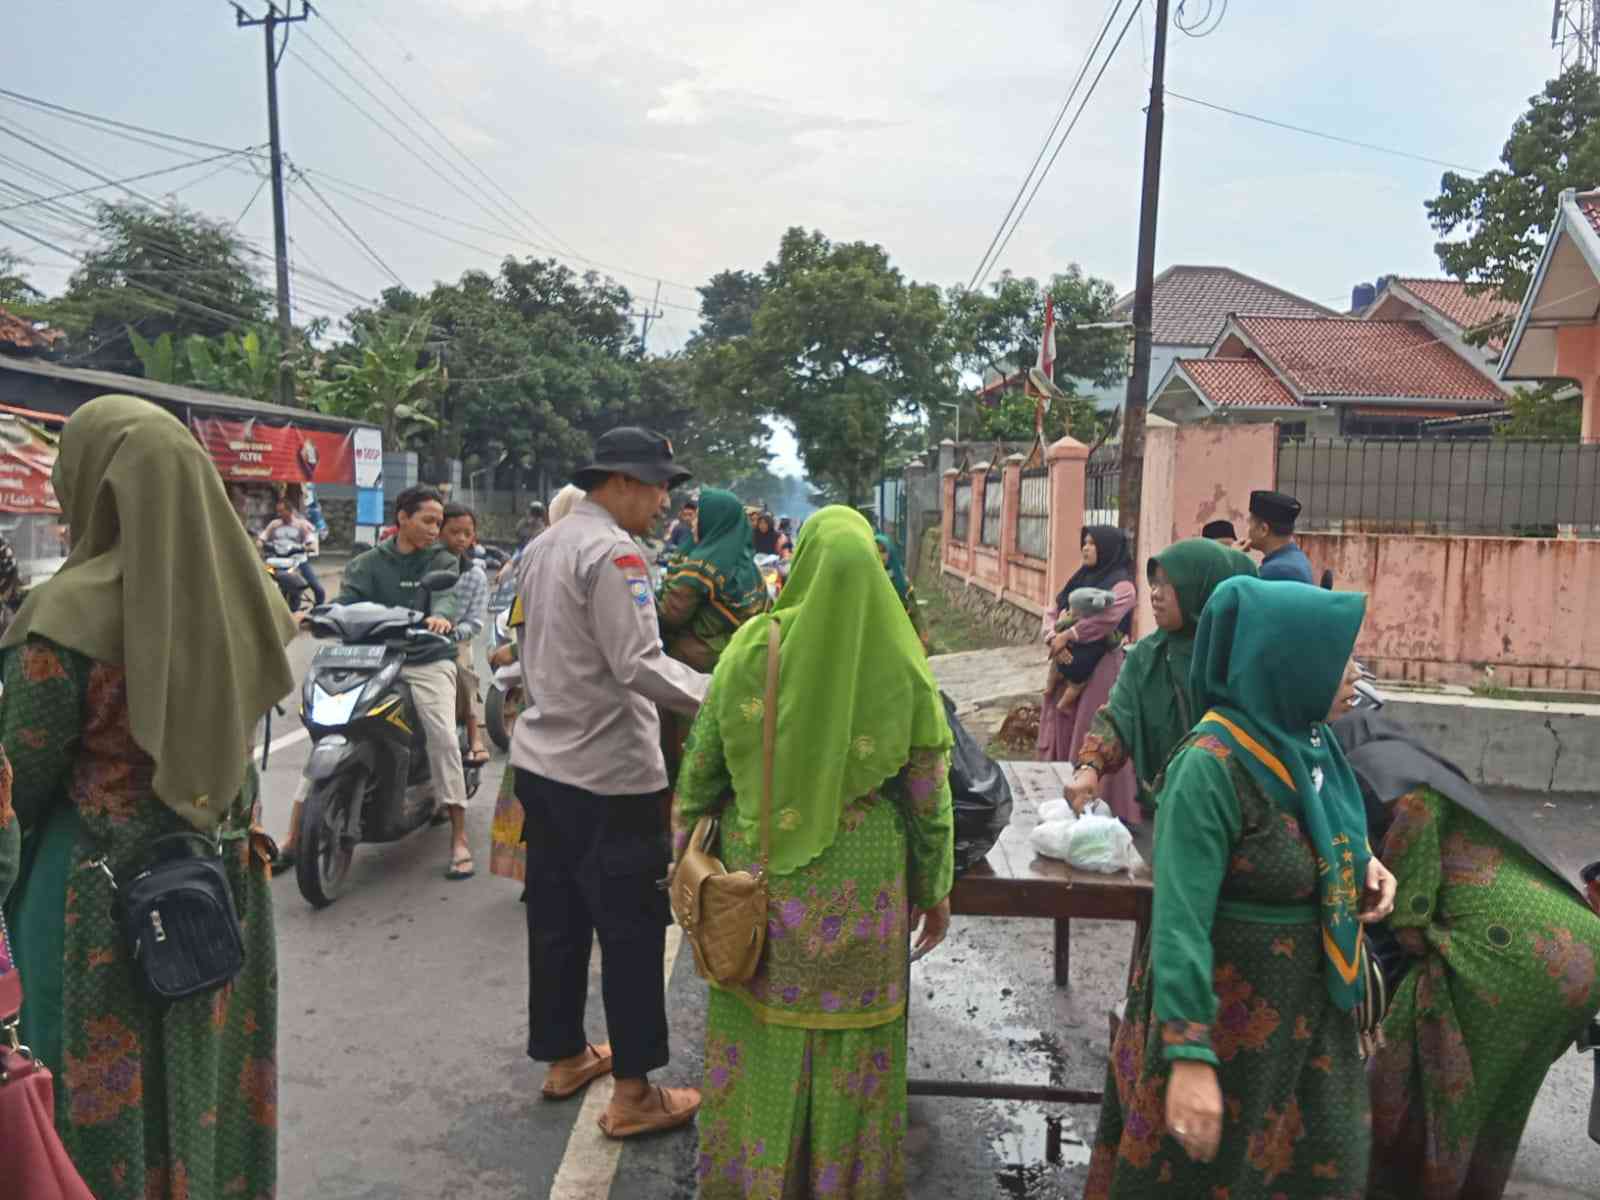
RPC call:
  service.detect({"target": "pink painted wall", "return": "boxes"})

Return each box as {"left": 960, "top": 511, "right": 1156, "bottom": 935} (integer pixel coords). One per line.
{"left": 1132, "top": 420, "right": 1279, "bottom": 636}
{"left": 1299, "top": 532, "right": 1600, "bottom": 689}
{"left": 1555, "top": 324, "right": 1600, "bottom": 443}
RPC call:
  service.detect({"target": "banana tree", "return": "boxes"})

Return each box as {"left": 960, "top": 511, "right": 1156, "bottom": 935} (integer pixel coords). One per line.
{"left": 129, "top": 325, "right": 285, "bottom": 405}
{"left": 310, "top": 313, "right": 441, "bottom": 447}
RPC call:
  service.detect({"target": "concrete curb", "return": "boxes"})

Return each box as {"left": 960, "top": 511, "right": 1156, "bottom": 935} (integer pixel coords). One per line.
{"left": 1381, "top": 691, "right": 1600, "bottom": 794}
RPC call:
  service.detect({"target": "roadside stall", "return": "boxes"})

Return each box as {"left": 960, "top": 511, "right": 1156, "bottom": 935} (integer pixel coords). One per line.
{"left": 0, "top": 404, "right": 67, "bottom": 588}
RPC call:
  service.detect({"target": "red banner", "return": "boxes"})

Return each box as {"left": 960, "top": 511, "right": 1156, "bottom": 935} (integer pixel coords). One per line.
{"left": 0, "top": 416, "right": 59, "bottom": 514}
{"left": 189, "top": 415, "right": 360, "bottom": 485}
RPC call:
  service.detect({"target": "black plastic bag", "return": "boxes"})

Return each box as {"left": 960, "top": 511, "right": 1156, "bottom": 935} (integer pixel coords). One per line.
{"left": 943, "top": 692, "right": 1014, "bottom": 876}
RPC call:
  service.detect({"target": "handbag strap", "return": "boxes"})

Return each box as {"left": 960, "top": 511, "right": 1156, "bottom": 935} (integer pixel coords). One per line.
{"left": 758, "top": 617, "right": 780, "bottom": 871}
{"left": 0, "top": 908, "right": 21, "bottom": 1042}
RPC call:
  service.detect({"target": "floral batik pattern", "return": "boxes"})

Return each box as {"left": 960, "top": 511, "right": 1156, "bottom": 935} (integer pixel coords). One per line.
{"left": 1085, "top": 750, "right": 1370, "bottom": 1199}
{"left": 0, "top": 637, "right": 278, "bottom": 1200}
{"left": 1367, "top": 787, "right": 1600, "bottom": 1200}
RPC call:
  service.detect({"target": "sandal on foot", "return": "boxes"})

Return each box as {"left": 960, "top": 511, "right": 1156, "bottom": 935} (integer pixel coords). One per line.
{"left": 446, "top": 854, "right": 476, "bottom": 880}
{"left": 597, "top": 1085, "right": 701, "bottom": 1139}
{"left": 541, "top": 1043, "right": 613, "bottom": 1100}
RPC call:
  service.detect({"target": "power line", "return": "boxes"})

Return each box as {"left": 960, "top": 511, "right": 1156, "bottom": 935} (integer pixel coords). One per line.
{"left": 286, "top": 164, "right": 404, "bottom": 286}
{"left": 1174, "top": 0, "right": 1228, "bottom": 37}
{"left": 967, "top": 0, "right": 1127, "bottom": 292}
{"left": 0, "top": 87, "right": 251, "bottom": 157}
{"left": 977, "top": 0, "right": 1145, "bottom": 293}
{"left": 307, "top": 10, "right": 577, "bottom": 256}
{"left": 1166, "top": 92, "right": 1490, "bottom": 175}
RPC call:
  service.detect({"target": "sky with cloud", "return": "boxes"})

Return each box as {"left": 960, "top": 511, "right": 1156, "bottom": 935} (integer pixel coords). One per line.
{"left": 0, "top": 0, "right": 1573, "bottom": 468}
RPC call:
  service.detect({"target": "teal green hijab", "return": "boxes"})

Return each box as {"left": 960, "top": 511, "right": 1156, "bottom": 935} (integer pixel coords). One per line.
{"left": 1103, "top": 539, "right": 1257, "bottom": 803}
{"left": 875, "top": 533, "right": 910, "bottom": 603}
{"left": 711, "top": 507, "right": 950, "bottom": 874}
{"left": 661, "top": 488, "right": 766, "bottom": 626}
{"left": 1190, "top": 575, "right": 1371, "bottom": 1011}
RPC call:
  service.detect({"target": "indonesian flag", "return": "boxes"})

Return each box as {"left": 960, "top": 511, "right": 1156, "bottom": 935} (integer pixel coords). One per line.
{"left": 1037, "top": 293, "right": 1056, "bottom": 382}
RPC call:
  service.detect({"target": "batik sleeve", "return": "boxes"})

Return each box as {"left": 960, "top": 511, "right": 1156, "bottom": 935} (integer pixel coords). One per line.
{"left": 657, "top": 579, "right": 702, "bottom": 634}
{"left": 0, "top": 638, "right": 88, "bottom": 835}
{"left": 1151, "top": 742, "right": 1243, "bottom": 1066}
{"left": 898, "top": 746, "right": 955, "bottom": 910}
{"left": 1077, "top": 709, "right": 1130, "bottom": 776}
{"left": 1375, "top": 787, "right": 1443, "bottom": 956}
{"left": 672, "top": 675, "right": 731, "bottom": 858}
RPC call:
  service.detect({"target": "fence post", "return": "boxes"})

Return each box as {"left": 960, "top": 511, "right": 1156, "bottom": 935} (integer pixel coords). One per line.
{"left": 1001, "top": 453, "right": 1023, "bottom": 597}
{"left": 904, "top": 458, "right": 929, "bottom": 576}
{"left": 970, "top": 461, "right": 990, "bottom": 570}
{"left": 940, "top": 468, "right": 957, "bottom": 572}
{"left": 1046, "top": 436, "right": 1089, "bottom": 606}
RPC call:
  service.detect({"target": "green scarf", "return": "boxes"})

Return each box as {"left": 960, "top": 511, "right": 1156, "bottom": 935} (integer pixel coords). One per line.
{"left": 711, "top": 506, "right": 950, "bottom": 875}
{"left": 875, "top": 533, "right": 911, "bottom": 603}
{"left": 1, "top": 395, "right": 297, "bottom": 831}
{"left": 1189, "top": 575, "right": 1371, "bottom": 1011}
{"left": 1103, "top": 539, "right": 1257, "bottom": 804}
{"left": 661, "top": 488, "right": 767, "bottom": 627}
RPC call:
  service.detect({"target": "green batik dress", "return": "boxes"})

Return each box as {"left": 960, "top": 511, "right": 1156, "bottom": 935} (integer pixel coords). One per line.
{"left": 672, "top": 676, "right": 954, "bottom": 1200}
{"left": 0, "top": 637, "right": 278, "bottom": 1200}
{"left": 1368, "top": 787, "right": 1600, "bottom": 1199}
{"left": 1084, "top": 734, "right": 1369, "bottom": 1200}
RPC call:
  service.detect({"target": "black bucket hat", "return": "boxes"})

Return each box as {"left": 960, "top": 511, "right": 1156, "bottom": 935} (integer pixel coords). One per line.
{"left": 573, "top": 426, "right": 692, "bottom": 490}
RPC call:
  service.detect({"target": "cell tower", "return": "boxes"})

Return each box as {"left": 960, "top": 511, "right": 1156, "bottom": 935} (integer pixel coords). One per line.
{"left": 1554, "top": 0, "right": 1600, "bottom": 72}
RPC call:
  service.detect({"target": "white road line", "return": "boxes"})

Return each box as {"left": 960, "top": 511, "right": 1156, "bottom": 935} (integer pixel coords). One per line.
{"left": 263, "top": 725, "right": 311, "bottom": 756}
{"left": 548, "top": 924, "right": 685, "bottom": 1200}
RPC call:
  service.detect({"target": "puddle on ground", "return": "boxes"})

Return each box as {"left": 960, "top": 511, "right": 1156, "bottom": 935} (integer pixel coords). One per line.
{"left": 988, "top": 1101, "right": 1091, "bottom": 1198}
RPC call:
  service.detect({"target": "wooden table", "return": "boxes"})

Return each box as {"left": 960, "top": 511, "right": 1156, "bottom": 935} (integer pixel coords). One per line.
{"left": 906, "top": 763, "right": 1153, "bottom": 1106}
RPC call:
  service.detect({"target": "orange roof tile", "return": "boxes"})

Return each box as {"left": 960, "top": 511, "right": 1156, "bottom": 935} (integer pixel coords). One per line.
{"left": 1390, "top": 279, "right": 1519, "bottom": 350}
{"left": 1176, "top": 358, "right": 1305, "bottom": 409}
{"left": 1113, "top": 265, "right": 1335, "bottom": 346}
{"left": 1231, "top": 316, "right": 1504, "bottom": 404}
{"left": 0, "top": 306, "right": 63, "bottom": 353}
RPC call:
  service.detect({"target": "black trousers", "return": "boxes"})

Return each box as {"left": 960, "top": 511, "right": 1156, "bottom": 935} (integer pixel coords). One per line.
{"left": 516, "top": 769, "right": 671, "bottom": 1080}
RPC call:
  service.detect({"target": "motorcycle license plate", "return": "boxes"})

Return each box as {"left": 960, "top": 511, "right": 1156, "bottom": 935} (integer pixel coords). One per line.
{"left": 313, "top": 644, "right": 387, "bottom": 668}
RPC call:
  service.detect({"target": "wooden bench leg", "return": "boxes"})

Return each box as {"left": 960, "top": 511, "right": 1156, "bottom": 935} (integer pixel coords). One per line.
{"left": 1054, "top": 917, "right": 1070, "bottom": 987}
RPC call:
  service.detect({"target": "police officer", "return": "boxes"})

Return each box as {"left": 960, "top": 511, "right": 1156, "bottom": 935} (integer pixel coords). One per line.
{"left": 1244, "top": 489, "right": 1316, "bottom": 583}
{"left": 511, "top": 427, "right": 708, "bottom": 1138}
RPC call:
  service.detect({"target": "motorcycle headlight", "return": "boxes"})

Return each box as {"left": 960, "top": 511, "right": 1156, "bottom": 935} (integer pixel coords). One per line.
{"left": 357, "top": 660, "right": 402, "bottom": 711}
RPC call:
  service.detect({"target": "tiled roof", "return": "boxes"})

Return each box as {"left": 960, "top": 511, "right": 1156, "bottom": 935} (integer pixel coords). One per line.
{"left": 1113, "top": 265, "right": 1335, "bottom": 346}
{"left": 1231, "top": 316, "right": 1505, "bottom": 403}
{"left": 1175, "top": 358, "right": 1304, "bottom": 409}
{"left": 1578, "top": 193, "right": 1600, "bottom": 241}
{"left": 1389, "top": 279, "right": 1519, "bottom": 350}
{"left": 0, "top": 306, "right": 63, "bottom": 353}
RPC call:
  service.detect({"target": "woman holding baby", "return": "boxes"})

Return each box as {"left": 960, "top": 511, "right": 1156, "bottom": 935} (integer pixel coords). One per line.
{"left": 1035, "top": 526, "right": 1140, "bottom": 823}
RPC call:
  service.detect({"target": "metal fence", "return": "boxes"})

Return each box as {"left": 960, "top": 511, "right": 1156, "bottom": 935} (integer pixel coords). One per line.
{"left": 1276, "top": 437, "right": 1600, "bottom": 536}
{"left": 953, "top": 477, "right": 973, "bottom": 542}
{"left": 1017, "top": 468, "right": 1050, "bottom": 559}
{"left": 1085, "top": 444, "right": 1120, "bottom": 526}
{"left": 980, "top": 470, "right": 1003, "bottom": 547}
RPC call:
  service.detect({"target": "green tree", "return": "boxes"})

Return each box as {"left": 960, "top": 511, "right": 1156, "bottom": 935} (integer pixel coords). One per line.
{"left": 971, "top": 387, "right": 1106, "bottom": 444}
{"left": 706, "top": 228, "right": 953, "bottom": 504}
{"left": 0, "top": 250, "right": 40, "bottom": 307}
{"left": 945, "top": 267, "right": 1127, "bottom": 388}
{"left": 1497, "top": 386, "right": 1581, "bottom": 439}
{"left": 311, "top": 313, "right": 441, "bottom": 447}
{"left": 129, "top": 325, "right": 285, "bottom": 403}
{"left": 689, "top": 269, "right": 765, "bottom": 346}
{"left": 46, "top": 203, "right": 272, "bottom": 374}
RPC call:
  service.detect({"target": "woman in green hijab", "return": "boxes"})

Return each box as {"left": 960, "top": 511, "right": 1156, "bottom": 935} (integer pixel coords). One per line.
{"left": 658, "top": 487, "right": 770, "bottom": 673}
{"left": 1068, "top": 538, "right": 1257, "bottom": 818}
{"left": 0, "top": 395, "right": 296, "bottom": 1200}
{"left": 1084, "top": 576, "right": 1397, "bottom": 1199}
{"left": 672, "top": 506, "right": 955, "bottom": 1199}
{"left": 875, "top": 532, "right": 927, "bottom": 647}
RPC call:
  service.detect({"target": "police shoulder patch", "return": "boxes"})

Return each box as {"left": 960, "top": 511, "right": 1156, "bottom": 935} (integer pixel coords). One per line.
{"left": 612, "top": 552, "right": 648, "bottom": 572}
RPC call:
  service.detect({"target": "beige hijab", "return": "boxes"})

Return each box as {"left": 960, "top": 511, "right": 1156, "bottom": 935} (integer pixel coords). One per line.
{"left": 2, "top": 395, "right": 297, "bottom": 830}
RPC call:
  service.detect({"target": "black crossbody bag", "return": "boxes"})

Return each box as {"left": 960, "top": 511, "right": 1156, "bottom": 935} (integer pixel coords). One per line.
{"left": 95, "top": 833, "right": 245, "bottom": 1002}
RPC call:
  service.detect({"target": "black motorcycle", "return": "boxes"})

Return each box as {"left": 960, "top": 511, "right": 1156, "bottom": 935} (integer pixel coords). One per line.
{"left": 295, "top": 570, "right": 480, "bottom": 907}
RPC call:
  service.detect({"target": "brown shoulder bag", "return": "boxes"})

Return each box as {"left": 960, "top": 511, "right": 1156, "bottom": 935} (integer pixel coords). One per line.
{"left": 671, "top": 619, "right": 779, "bottom": 987}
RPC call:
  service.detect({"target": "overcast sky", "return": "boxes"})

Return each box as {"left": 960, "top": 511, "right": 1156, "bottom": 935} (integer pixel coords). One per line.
{"left": 0, "top": 1, "right": 1569, "bottom": 470}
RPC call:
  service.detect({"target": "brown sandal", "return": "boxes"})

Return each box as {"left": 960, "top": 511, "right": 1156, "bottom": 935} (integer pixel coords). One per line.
{"left": 597, "top": 1085, "right": 701, "bottom": 1139}
{"left": 541, "top": 1043, "right": 613, "bottom": 1100}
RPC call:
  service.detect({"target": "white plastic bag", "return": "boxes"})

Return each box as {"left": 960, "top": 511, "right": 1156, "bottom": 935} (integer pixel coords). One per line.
{"left": 1064, "top": 814, "right": 1145, "bottom": 875}
{"left": 1029, "top": 818, "right": 1077, "bottom": 861}
{"left": 1037, "top": 798, "right": 1074, "bottom": 824}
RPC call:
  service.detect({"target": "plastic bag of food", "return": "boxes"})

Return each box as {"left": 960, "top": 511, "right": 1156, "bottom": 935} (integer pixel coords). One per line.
{"left": 1037, "top": 798, "right": 1074, "bottom": 824}
{"left": 1065, "top": 814, "right": 1145, "bottom": 875}
{"left": 1029, "top": 818, "right": 1076, "bottom": 862}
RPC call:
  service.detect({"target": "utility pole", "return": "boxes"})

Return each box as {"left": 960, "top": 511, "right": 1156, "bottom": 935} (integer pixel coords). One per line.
{"left": 634, "top": 280, "right": 664, "bottom": 353}
{"left": 234, "top": 1, "right": 311, "bottom": 407}
{"left": 1553, "top": 1, "right": 1600, "bottom": 72}
{"left": 1116, "top": 0, "right": 1169, "bottom": 544}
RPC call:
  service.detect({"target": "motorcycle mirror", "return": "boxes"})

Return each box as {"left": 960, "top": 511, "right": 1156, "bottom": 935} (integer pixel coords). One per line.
{"left": 420, "top": 569, "right": 459, "bottom": 594}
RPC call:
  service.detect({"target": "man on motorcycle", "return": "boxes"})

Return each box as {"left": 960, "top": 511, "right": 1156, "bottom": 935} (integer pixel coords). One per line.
{"left": 259, "top": 496, "right": 326, "bottom": 605}
{"left": 441, "top": 503, "right": 491, "bottom": 770}
{"left": 513, "top": 427, "right": 708, "bottom": 1138}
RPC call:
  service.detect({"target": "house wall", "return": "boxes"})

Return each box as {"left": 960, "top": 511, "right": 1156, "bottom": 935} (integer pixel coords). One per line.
{"left": 1298, "top": 532, "right": 1600, "bottom": 689}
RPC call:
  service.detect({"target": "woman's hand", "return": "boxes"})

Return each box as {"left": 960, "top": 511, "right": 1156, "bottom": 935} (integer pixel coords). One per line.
{"left": 1065, "top": 765, "right": 1100, "bottom": 814}
{"left": 1165, "top": 1060, "right": 1224, "bottom": 1162}
{"left": 488, "top": 643, "right": 516, "bottom": 669}
{"left": 1359, "top": 856, "right": 1396, "bottom": 923}
{"left": 909, "top": 897, "right": 952, "bottom": 961}
{"left": 1047, "top": 631, "right": 1075, "bottom": 662}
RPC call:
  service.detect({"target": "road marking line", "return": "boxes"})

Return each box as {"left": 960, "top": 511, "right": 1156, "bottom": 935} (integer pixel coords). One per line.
{"left": 264, "top": 725, "right": 311, "bottom": 755}
{"left": 548, "top": 924, "right": 685, "bottom": 1200}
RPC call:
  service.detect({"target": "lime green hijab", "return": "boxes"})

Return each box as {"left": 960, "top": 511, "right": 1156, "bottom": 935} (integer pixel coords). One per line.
{"left": 1190, "top": 575, "right": 1371, "bottom": 1011}
{"left": 710, "top": 506, "right": 951, "bottom": 875}
{"left": 1, "top": 395, "right": 297, "bottom": 831}
{"left": 661, "top": 488, "right": 766, "bottom": 625}
{"left": 1103, "top": 538, "right": 1257, "bottom": 805}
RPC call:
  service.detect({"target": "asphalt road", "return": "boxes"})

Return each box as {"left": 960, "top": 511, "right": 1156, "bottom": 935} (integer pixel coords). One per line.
{"left": 261, "top": 615, "right": 1600, "bottom": 1198}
